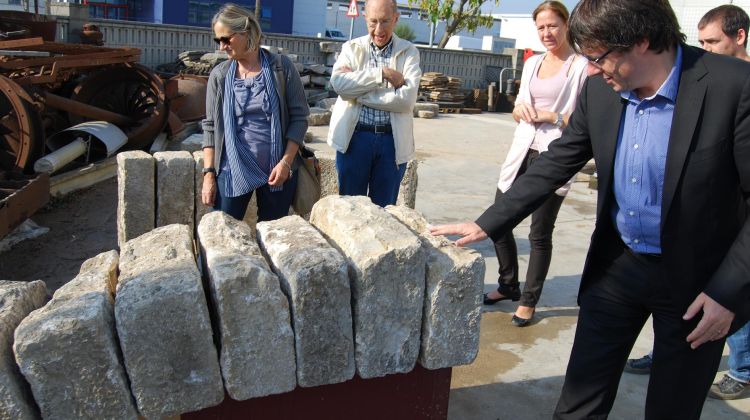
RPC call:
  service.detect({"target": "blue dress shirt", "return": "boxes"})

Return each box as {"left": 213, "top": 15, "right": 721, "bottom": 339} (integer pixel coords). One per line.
{"left": 611, "top": 46, "right": 683, "bottom": 254}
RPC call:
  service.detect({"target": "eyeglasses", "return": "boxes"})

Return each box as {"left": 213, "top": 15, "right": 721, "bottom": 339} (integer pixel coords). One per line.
{"left": 583, "top": 47, "right": 615, "bottom": 67}
{"left": 213, "top": 33, "right": 236, "bottom": 45}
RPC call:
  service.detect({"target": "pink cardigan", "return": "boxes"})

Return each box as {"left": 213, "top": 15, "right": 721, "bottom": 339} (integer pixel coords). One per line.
{"left": 497, "top": 53, "right": 588, "bottom": 196}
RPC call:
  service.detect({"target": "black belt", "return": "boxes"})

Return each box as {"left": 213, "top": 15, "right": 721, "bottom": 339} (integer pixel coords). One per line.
{"left": 355, "top": 123, "right": 392, "bottom": 133}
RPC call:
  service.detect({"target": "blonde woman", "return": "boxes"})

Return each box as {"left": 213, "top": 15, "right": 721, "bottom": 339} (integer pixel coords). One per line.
{"left": 483, "top": 1, "right": 587, "bottom": 327}
{"left": 201, "top": 4, "right": 309, "bottom": 221}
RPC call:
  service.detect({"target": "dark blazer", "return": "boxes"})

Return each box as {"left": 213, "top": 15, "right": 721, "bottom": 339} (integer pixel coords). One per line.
{"left": 476, "top": 45, "right": 750, "bottom": 328}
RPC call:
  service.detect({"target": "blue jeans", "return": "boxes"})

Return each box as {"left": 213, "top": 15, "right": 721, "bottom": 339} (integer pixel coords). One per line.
{"left": 336, "top": 130, "right": 406, "bottom": 207}
{"left": 213, "top": 171, "right": 298, "bottom": 221}
{"left": 728, "top": 321, "right": 750, "bottom": 383}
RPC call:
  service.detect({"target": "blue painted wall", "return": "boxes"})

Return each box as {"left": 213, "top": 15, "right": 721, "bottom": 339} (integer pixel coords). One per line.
{"left": 114, "top": 0, "right": 294, "bottom": 33}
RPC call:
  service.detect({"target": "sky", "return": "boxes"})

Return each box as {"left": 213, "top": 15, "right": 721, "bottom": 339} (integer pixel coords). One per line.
{"left": 481, "top": 0, "right": 580, "bottom": 14}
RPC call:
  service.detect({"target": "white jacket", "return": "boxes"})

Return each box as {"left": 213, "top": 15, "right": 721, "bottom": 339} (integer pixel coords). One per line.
{"left": 497, "top": 53, "right": 588, "bottom": 196}
{"left": 327, "top": 34, "right": 422, "bottom": 164}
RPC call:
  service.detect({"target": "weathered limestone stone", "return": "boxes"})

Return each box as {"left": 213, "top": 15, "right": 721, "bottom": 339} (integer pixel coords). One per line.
{"left": 116, "top": 151, "right": 155, "bottom": 248}
{"left": 309, "top": 195, "right": 426, "bottom": 378}
{"left": 413, "top": 102, "right": 439, "bottom": 117}
{"left": 14, "top": 252, "right": 139, "bottom": 419}
{"left": 0, "top": 280, "right": 47, "bottom": 420}
{"left": 315, "top": 98, "right": 337, "bottom": 110}
{"left": 304, "top": 130, "right": 314, "bottom": 143}
{"left": 197, "top": 212, "right": 296, "bottom": 399}
{"left": 417, "top": 110, "right": 436, "bottom": 119}
{"left": 396, "top": 160, "right": 418, "bottom": 209}
{"left": 319, "top": 41, "right": 342, "bottom": 53}
{"left": 257, "top": 215, "right": 354, "bottom": 387}
{"left": 193, "top": 151, "right": 211, "bottom": 230}
{"left": 58, "top": 249, "right": 119, "bottom": 298}
{"left": 385, "top": 206, "right": 484, "bottom": 369}
{"left": 116, "top": 224, "right": 223, "bottom": 418}
{"left": 180, "top": 132, "right": 204, "bottom": 152}
{"left": 155, "top": 151, "right": 195, "bottom": 232}
{"left": 317, "top": 156, "right": 339, "bottom": 198}
{"left": 307, "top": 107, "right": 332, "bottom": 126}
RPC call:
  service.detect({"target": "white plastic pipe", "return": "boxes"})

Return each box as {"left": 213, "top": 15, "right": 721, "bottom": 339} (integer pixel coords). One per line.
{"left": 33, "top": 138, "right": 87, "bottom": 174}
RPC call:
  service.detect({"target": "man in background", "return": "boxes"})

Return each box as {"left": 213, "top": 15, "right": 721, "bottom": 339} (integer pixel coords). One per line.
{"left": 327, "top": 0, "right": 421, "bottom": 207}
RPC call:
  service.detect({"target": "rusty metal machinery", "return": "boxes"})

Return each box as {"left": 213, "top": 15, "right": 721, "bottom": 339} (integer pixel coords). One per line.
{"left": 0, "top": 75, "right": 44, "bottom": 173}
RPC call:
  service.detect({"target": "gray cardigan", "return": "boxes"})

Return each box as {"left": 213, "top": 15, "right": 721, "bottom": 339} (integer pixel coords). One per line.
{"left": 201, "top": 50, "right": 310, "bottom": 174}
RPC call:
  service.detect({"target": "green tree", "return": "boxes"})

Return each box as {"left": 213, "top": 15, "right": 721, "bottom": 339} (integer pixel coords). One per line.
{"left": 394, "top": 23, "right": 417, "bottom": 42}
{"left": 408, "top": 0, "right": 500, "bottom": 48}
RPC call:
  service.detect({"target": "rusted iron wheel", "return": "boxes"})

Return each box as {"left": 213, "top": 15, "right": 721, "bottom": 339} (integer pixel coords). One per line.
{"left": 68, "top": 64, "right": 168, "bottom": 150}
{"left": 169, "top": 74, "right": 208, "bottom": 122}
{"left": 0, "top": 76, "right": 44, "bottom": 173}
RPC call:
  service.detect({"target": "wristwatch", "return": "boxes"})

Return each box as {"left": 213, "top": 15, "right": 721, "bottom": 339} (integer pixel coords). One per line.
{"left": 554, "top": 113, "right": 564, "bottom": 128}
{"left": 202, "top": 167, "right": 216, "bottom": 175}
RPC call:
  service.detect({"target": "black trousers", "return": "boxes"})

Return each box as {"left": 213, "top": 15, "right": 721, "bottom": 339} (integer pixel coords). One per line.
{"left": 493, "top": 149, "right": 565, "bottom": 307}
{"left": 554, "top": 242, "right": 726, "bottom": 419}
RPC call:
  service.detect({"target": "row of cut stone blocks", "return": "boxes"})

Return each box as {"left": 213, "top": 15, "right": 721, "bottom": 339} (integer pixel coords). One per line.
{"left": 117, "top": 151, "right": 419, "bottom": 247}
{"left": 3, "top": 195, "right": 481, "bottom": 419}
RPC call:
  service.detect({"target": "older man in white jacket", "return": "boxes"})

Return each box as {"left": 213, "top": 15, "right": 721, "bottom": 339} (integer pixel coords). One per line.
{"left": 327, "top": 0, "right": 421, "bottom": 207}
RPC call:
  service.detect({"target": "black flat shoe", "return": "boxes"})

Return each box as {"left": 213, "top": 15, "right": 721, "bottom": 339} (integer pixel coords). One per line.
{"left": 483, "top": 290, "right": 520, "bottom": 305}
{"left": 511, "top": 314, "right": 533, "bottom": 327}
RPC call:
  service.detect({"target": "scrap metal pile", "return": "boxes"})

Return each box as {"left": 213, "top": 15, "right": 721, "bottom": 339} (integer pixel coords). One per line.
{"left": 0, "top": 15, "right": 207, "bottom": 239}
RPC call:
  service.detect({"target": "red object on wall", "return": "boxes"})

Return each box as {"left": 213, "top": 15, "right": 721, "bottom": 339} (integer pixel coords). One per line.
{"left": 183, "top": 365, "right": 452, "bottom": 420}
{"left": 523, "top": 48, "right": 535, "bottom": 63}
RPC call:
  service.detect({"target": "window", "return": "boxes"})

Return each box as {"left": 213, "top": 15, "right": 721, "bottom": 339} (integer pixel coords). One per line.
{"left": 400, "top": 12, "right": 412, "bottom": 19}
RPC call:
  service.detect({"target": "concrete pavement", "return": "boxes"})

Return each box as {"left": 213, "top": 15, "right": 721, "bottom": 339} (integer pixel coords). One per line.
{"left": 307, "top": 112, "right": 749, "bottom": 419}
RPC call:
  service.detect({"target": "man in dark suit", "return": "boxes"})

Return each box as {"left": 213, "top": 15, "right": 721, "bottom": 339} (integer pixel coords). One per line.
{"left": 431, "top": 0, "right": 750, "bottom": 418}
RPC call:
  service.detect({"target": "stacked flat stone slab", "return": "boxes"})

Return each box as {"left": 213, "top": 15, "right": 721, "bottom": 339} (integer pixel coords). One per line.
{"left": 413, "top": 102, "right": 439, "bottom": 117}
{"left": 117, "top": 151, "right": 155, "bottom": 248}
{"left": 154, "top": 151, "right": 195, "bottom": 231}
{"left": 13, "top": 251, "right": 139, "bottom": 419}
{"left": 310, "top": 195, "right": 426, "bottom": 378}
{"left": 197, "top": 212, "right": 296, "bottom": 400}
{"left": 386, "top": 206, "right": 484, "bottom": 369}
{"left": 117, "top": 224, "right": 223, "bottom": 418}
{"left": 193, "top": 151, "right": 210, "bottom": 229}
{"left": 257, "top": 215, "right": 354, "bottom": 387}
{"left": 0, "top": 280, "right": 47, "bottom": 420}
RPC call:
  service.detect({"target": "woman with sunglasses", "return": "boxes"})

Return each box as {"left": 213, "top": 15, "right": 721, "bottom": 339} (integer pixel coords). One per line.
{"left": 201, "top": 4, "right": 309, "bottom": 221}
{"left": 483, "top": 1, "right": 588, "bottom": 327}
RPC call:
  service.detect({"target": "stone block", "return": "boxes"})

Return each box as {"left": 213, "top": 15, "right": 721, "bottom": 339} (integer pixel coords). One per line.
{"left": 0, "top": 280, "right": 47, "bottom": 420}
{"left": 309, "top": 196, "right": 426, "bottom": 378}
{"left": 307, "top": 107, "right": 332, "bottom": 126}
{"left": 385, "top": 206, "right": 484, "bottom": 369}
{"left": 181, "top": 133, "right": 204, "bottom": 152}
{"left": 413, "top": 102, "right": 439, "bottom": 117}
{"left": 14, "top": 253, "right": 139, "bottom": 419}
{"left": 256, "top": 216, "right": 354, "bottom": 387}
{"left": 304, "top": 130, "right": 315, "bottom": 143}
{"left": 198, "top": 212, "right": 296, "bottom": 400}
{"left": 53, "top": 249, "right": 119, "bottom": 298}
{"left": 317, "top": 156, "right": 339, "bottom": 198}
{"left": 315, "top": 98, "right": 337, "bottom": 110}
{"left": 116, "top": 151, "right": 155, "bottom": 248}
{"left": 319, "top": 41, "right": 342, "bottom": 53}
{"left": 116, "top": 224, "right": 223, "bottom": 418}
{"left": 155, "top": 151, "right": 195, "bottom": 232}
{"left": 396, "top": 160, "right": 418, "bottom": 209}
{"left": 193, "top": 151, "right": 211, "bottom": 231}
{"left": 417, "top": 110, "right": 436, "bottom": 119}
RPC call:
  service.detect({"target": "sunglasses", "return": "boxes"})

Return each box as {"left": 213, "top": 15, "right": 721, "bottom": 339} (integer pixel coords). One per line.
{"left": 213, "top": 33, "right": 237, "bottom": 45}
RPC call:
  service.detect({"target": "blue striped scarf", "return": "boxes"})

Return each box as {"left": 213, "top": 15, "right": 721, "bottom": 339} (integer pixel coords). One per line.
{"left": 221, "top": 50, "right": 283, "bottom": 197}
